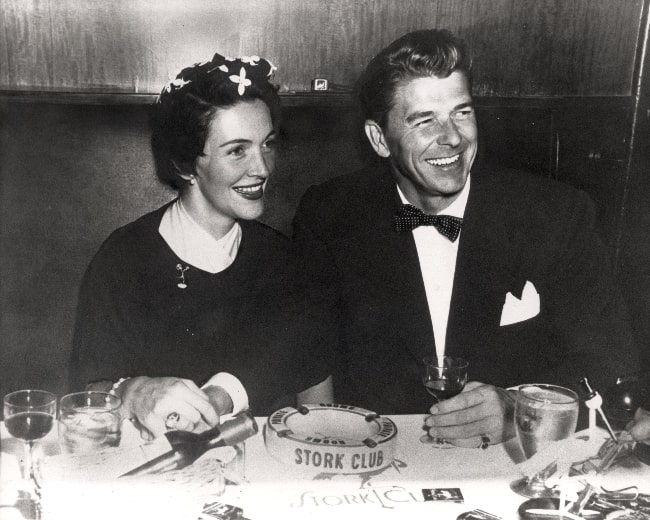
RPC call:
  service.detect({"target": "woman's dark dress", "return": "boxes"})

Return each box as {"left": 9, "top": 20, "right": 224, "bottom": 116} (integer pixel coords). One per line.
{"left": 69, "top": 204, "right": 332, "bottom": 415}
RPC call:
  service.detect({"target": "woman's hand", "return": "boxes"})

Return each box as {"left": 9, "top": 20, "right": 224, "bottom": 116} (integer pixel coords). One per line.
{"left": 423, "top": 382, "right": 516, "bottom": 447}
{"left": 120, "top": 376, "right": 221, "bottom": 439}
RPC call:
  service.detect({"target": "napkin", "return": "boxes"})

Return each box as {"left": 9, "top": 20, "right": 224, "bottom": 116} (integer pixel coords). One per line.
{"left": 516, "top": 433, "right": 603, "bottom": 479}
{"left": 500, "top": 280, "right": 540, "bottom": 326}
{"left": 39, "top": 439, "right": 238, "bottom": 520}
{"left": 42, "top": 436, "right": 171, "bottom": 481}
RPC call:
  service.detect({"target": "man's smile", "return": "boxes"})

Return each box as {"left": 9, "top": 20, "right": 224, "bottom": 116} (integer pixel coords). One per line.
{"left": 425, "top": 153, "right": 462, "bottom": 167}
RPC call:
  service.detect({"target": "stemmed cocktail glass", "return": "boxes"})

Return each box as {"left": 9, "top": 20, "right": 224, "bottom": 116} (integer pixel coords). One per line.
{"left": 420, "top": 356, "right": 468, "bottom": 446}
{"left": 3, "top": 389, "right": 57, "bottom": 512}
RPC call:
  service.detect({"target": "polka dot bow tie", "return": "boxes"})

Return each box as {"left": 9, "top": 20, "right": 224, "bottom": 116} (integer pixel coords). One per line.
{"left": 394, "top": 204, "right": 463, "bottom": 241}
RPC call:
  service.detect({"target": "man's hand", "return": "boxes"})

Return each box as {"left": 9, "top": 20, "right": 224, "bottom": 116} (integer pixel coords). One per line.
{"left": 120, "top": 376, "right": 221, "bottom": 439}
{"left": 423, "top": 382, "right": 516, "bottom": 447}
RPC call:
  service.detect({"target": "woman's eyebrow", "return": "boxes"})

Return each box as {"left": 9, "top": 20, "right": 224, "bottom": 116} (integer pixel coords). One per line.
{"left": 219, "top": 138, "right": 250, "bottom": 148}
{"left": 219, "top": 130, "right": 276, "bottom": 148}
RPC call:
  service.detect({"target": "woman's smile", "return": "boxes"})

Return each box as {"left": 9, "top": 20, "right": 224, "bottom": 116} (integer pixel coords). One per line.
{"left": 233, "top": 180, "right": 266, "bottom": 200}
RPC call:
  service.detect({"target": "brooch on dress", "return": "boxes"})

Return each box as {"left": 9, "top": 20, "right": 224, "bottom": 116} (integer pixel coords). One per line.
{"left": 176, "top": 264, "right": 189, "bottom": 289}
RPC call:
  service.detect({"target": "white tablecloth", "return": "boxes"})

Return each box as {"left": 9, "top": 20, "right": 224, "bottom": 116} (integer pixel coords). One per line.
{"left": 2, "top": 415, "right": 649, "bottom": 520}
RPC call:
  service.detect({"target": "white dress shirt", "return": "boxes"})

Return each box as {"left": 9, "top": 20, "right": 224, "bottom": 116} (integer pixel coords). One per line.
{"left": 397, "top": 176, "right": 471, "bottom": 362}
{"left": 158, "top": 199, "right": 249, "bottom": 415}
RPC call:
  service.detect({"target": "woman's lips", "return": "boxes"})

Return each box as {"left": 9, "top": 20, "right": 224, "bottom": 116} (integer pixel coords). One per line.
{"left": 233, "top": 181, "right": 265, "bottom": 200}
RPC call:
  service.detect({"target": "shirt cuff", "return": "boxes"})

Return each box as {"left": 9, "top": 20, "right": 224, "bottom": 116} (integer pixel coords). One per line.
{"left": 202, "top": 372, "right": 249, "bottom": 416}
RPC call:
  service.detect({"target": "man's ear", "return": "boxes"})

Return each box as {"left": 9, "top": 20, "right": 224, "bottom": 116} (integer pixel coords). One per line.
{"left": 364, "top": 120, "right": 391, "bottom": 158}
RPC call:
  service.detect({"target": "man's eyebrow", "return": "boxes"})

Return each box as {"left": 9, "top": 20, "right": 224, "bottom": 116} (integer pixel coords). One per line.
{"left": 455, "top": 101, "right": 474, "bottom": 111}
{"left": 405, "top": 110, "right": 436, "bottom": 125}
{"left": 405, "top": 102, "right": 474, "bottom": 125}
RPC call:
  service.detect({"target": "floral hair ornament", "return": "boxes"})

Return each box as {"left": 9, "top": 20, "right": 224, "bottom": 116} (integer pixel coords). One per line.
{"left": 206, "top": 53, "right": 277, "bottom": 95}
{"left": 155, "top": 77, "right": 192, "bottom": 103}
{"left": 241, "top": 55, "right": 260, "bottom": 65}
{"left": 157, "top": 52, "right": 277, "bottom": 102}
{"left": 230, "top": 67, "right": 251, "bottom": 95}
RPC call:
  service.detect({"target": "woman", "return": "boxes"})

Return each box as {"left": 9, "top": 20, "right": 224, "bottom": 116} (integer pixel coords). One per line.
{"left": 69, "top": 53, "right": 333, "bottom": 439}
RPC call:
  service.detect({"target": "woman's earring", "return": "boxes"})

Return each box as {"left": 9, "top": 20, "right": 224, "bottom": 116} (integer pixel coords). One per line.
{"left": 189, "top": 176, "right": 196, "bottom": 185}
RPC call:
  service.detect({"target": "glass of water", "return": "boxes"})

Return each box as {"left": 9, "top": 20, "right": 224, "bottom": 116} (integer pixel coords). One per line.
{"left": 58, "top": 391, "right": 122, "bottom": 454}
{"left": 510, "top": 384, "right": 579, "bottom": 497}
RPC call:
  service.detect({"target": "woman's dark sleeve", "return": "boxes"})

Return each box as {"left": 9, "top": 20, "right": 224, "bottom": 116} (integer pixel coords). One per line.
{"left": 68, "top": 235, "right": 145, "bottom": 392}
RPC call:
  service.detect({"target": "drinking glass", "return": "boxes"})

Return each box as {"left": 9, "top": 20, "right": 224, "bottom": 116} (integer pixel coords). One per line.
{"left": 509, "top": 384, "right": 579, "bottom": 498}
{"left": 3, "top": 389, "right": 57, "bottom": 507}
{"left": 420, "top": 356, "right": 468, "bottom": 446}
{"left": 58, "top": 391, "right": 121, "bottom": 454}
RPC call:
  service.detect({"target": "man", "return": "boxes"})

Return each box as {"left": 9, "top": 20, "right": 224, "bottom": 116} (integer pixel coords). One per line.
{"left": 292, "top": 29, "right": 638, "bottom": 447}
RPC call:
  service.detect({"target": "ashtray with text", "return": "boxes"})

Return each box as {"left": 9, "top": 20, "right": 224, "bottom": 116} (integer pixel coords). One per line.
{"left": 264, "top": 404, "right": 397, "bottom": 474}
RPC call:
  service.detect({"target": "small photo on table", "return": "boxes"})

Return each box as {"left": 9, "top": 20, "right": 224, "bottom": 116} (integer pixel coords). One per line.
{"left": 422, "top": 487, "right": 464, "bottom": 503}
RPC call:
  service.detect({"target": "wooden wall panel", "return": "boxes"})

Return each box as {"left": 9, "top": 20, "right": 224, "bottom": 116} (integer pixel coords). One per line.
{"left": 0, "top": 0, "right": 645, "bottom": 96}
{"left": 0, "top": 0, "right": 54, "bottom": 87}
{"left": 49, "top": 3, "right": 152, "bottom": 89}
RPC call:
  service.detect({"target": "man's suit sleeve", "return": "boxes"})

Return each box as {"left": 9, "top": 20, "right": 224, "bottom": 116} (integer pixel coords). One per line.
{"left": 292, "top": 186, "right": 344, "bottom": 392}
{"left": 536, "top": 189, "right": 638, "bottom": 392}
{"left": 292, "top": 186, "right": 339, "bottom": 299}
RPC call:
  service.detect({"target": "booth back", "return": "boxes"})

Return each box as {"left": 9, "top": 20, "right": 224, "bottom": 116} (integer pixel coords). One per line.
{"left": 1, "top": 97, "right": 627, "bottom": 398}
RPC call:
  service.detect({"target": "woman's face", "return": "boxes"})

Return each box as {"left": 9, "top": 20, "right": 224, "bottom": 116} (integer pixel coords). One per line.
{"left": 191, "top": 99, "right": 276, "bottom": 230}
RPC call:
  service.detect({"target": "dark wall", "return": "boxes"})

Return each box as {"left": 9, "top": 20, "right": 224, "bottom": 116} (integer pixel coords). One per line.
{"left": 2, "top": 97, "right": 638, "bottom": 400}
{"left": 0, "top": 103, "right": 166, "bottom": 397}
{"left": 0, "top": 101, "right": 370, "bottom": 398}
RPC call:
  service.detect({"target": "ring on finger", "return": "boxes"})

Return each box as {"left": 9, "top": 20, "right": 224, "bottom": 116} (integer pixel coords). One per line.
{"left": 479, "top": 434, "right": 490, "bottom": 450}
{"left": 165, "top": 411, "right": 181, "bottom": 430}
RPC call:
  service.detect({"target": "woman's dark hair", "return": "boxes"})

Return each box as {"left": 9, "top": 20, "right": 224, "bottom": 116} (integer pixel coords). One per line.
{"left": 357, "top": 29, "right": 472, "bottom": 130}
{"left": 151, "top": 54, "right": 281, "bottom": 189}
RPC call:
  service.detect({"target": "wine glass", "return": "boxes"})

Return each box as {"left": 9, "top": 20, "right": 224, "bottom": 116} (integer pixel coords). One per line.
{"left": 420, "top": 356, "right": 468, "bottom": 446}
{"left": 509, "top": 384, "right": 579, "bottom": 498}
{"left": 3, "top": 389, "right": 57, "bottom": 507}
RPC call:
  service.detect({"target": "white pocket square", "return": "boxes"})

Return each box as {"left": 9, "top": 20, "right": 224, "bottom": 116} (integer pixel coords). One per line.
{"left": 500, "top": 280, "right": 540, "bottom": 326}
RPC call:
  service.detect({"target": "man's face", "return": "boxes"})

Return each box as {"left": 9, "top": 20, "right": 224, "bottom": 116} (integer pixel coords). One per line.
{"left": 366, "top": 71, "right": 478, "bottom": 212}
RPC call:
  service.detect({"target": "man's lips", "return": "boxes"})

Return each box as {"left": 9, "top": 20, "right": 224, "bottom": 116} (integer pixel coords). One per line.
{"left": 425, "top": 153, "right": 462, "bottom": 167}
{"left": 233, "top": 180, "right": 265, "bottom": 200}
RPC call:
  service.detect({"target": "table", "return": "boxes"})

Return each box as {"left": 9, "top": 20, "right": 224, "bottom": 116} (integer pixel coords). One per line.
{"left": 2, "top": 415, "right": 649, "bottom": 520}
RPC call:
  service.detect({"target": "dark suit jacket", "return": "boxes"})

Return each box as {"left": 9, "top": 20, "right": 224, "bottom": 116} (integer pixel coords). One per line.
{"left": 293, "top": 163, "right": 638, "bottom": 414}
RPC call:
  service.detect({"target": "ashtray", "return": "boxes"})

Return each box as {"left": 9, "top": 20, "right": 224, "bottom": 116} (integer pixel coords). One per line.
{"left": 518, "top": 498, "right": 603, "bottom": 519}
{"left": 265, "top": 404, "right": 397, "bottom": 474}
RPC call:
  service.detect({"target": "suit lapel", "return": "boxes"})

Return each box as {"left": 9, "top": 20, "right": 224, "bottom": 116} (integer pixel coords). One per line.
{"left": 445, "top": 170, "right": 521, "bottom": 360}
{"left": 342, "top": 166, "right": 524, "bottom": 368}
{"left": 347, "top": 165, "right": 436, "bottom": 365}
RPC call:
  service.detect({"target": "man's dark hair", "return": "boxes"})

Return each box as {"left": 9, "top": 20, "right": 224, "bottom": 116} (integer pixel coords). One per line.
{"left": 357, "top": 29, "right": 472, "bottom": 129}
